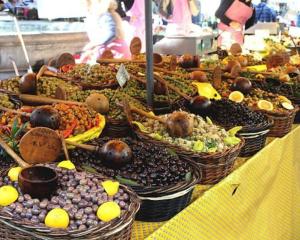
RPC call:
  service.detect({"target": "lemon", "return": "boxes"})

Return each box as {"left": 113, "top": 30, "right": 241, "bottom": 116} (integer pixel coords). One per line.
{"left": 102, "top": 180, "right": 120, "bottom": 196}
{"left": 257, "top": 100, "right": 274, "bottom": 111}
{"left": 278, "top": 96, "right": 292, "bottom": 104}
{"left": 229, "top": 91, "right": 244, "bottom": 103}
{"left": 57, "top": 160, "right": 75, "bottom": 170}
{"left": 193, "top": 141, "right": 204, "bottom": 152}
{"left": 0, "top": 185, "right": 19, "bottom": 206}
{"left": 282, "top": 102, "right": 294, "bottom": 110}
{"left": 8, "top": 167, "right": 22, "bottom": 181}
{"left": 45, "top": 208, "right": 69, "bottom": 229}
{"left": 97, "top": 202, "right": 121, "bottom": 222}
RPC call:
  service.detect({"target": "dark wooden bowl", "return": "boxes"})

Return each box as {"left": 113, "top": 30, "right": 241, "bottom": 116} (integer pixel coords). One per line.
{"left": 18, "top": 166, "right": 58, "bottom": 199}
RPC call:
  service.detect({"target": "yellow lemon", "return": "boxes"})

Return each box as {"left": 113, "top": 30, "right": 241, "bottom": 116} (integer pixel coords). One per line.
{"left": 8, "top": 167, "right": 22, "bottom": 181}
{"left": 278, "top": 96, "right": 292, "bottom": 104}
{"left": 0, "top": 185, "right": 19, "bottom": 206}
{"left": 229, "top": 91, "right": 244, "bottom": 103}
{"left": 282, "top": 102, "right": 294, "bottom": 110}
{"left": 45, "top": 208, "right": 69, "bottom": 229}
{"left": 193, "top": 141, "right": 204, "bottom": 152}
{"left": 97, "top": 201, "right": 121, "bottom": 222}
{"left": 102, "top": 180, "right": 119, "bottom": 196}
{"left": 257, "top": 100, "right": 274, "bottom": 111}
{"left": 57, "top": 160, "right": 75, "bottom": 170}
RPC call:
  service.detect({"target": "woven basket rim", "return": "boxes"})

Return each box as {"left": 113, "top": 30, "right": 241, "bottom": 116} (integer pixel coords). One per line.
{"left": 219, "top": 118, "right": 274, "bottom": 133}
{"left": 0, "top": 167, "right": 140, "bottom": 239}
{"left": 135, "top": 129, "right": 245, "bottom": 161}
{"left": 255, "top": 105, "right": 299, "bottom": 117}
{"left": 130, "top": 155, "right": 202, "bottom": 197}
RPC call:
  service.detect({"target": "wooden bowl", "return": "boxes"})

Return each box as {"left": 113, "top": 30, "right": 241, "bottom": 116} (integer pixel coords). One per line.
{"left": 18, "top": 166, "right": 58, "bottom": 199}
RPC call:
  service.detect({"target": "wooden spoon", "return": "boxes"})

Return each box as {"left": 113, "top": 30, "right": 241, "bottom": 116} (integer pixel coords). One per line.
{"left": 37, "top": 65, "right": 74, "bottom": 81}
{"left": 0, "top": 136, "right": 29, "bottom": 167}
{"left": 97, "top": 53, "right": 163, "bottom": 65}
{"left": 19, "top": 127, "right": 62, "bottom": 164}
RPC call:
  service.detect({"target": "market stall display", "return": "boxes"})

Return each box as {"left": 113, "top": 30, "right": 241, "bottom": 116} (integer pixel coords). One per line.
{"left": 0, "top": 32, "right": 300, "bottom": 239}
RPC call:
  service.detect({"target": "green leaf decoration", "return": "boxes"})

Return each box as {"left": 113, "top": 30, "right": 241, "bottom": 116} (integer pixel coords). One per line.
{"left": 81, "top": 165, "right": 98, "bottom": 174}
{"left": 166, "top": 148, "right": 178, "bottom": 157}
{"left": 14, "top": 122, "right": 29, "bottom": 139}
{"left": 116, "top": 176, "right": 140, "bottom": 186}
{"left": 224, "top": 136, "right": 241, "bottom": 146}
{"left": 228, "top": 126, "right": 243, "bottom": 136}
{"left": 11, "top": 118, "right": 19, "bottom": 137}
{"left": 193, "top": 140, "right": 204, "bottom": 152}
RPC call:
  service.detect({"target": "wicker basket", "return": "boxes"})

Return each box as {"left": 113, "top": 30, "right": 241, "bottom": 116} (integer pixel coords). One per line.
{"left": 0, "top": 169, "right": 140, "bottom": 240}
{"left": 102, "top": 118, "right": 132, "bottom": 138}
{"left": 131, "top": 156, "right": 201, "bottom": 222}
{"left": 135, "top": 130, "right": 244, "bottom": 185}
{"left": 258, "top": 107, "right": 299, "bottom": 137}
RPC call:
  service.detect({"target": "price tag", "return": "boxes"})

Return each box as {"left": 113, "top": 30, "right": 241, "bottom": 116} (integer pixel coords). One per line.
{"left": 116, "top": 64, "right": 130, "bottom": 88}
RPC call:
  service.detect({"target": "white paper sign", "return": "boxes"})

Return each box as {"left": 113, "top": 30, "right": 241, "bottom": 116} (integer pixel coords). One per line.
{"left": 116, "top": 64, "right": 130, "bottom": 88}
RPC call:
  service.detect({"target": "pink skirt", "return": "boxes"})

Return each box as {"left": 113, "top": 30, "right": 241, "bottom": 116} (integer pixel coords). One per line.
{"left": 80, "top": 39, "right": 130, "bottom": 63}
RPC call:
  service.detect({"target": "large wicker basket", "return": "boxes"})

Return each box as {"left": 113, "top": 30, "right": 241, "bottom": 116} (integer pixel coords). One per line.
{"left": 258, "top": 107, "right": 299, "bottom": 137}
{"left": 0, "top": 168, "right": 140, "bottom": 240}
{"left": 130, "top": 156, "right": 201, "bottom": 221}
{"left": 131, "top": 121, "right": 244, "bottom": 185}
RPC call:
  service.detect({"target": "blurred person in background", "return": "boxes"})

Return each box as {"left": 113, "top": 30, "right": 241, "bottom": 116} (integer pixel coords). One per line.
{"left": 192, "top": 0, "right": 201, "bottom": 25}
{"left": 215, "top": 0, "right": 255, "bottom": 47}
{"left": 80, "top": 0, "right": 130, "bottom": 63}
{"left": 255, "top": 0, "right": 276, "bottom": 23}
{"left": 153, "top": 0, "right": 201, "bottom": 54}
{"left": 128, "top": 0, "right": 146, "bottom": 51}
{"left": 3, "top": 0, "right": 20, "bottom": 13}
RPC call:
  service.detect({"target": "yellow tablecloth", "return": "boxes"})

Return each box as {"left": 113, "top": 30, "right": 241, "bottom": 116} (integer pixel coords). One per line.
{"left": 131, "top": 125, "right": 300, "bottom": 240}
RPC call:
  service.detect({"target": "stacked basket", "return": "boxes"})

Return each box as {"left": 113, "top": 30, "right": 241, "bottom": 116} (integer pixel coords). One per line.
{"left": 0, "top": 168, "right": 140, "bottom": 240}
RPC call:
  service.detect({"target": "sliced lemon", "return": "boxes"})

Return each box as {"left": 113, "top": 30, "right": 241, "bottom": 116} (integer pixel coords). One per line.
{"left": 0, "top": 185, "right": 19, "bottom": 206}
{"left": 97, "top": 202, "right": 121, "bottom": 222}
{"left": 282, "top": 102, "right": 294, "bottom": 110}
{"left": 8, "top": 167, "right": 22, "bottom": 182}
{"left": 278, "top": 96, "right": 292, "bottom": 104}
{"left": 193, "top": 140, "right": 204, "bottom": 152}
{"left": 57, "top": 160, "right": 75, "bottom": 170}
{"left": 45, "top": 208, "right": 69, "bottom": 229}
{"left": 229, "top": 91, "right": 244, "bottom": 103}
{"left": 257, "top": 100, "right": 274, "bottom": 111}
{"left": 102, "top": 180, "right": 120, "bottom": 196}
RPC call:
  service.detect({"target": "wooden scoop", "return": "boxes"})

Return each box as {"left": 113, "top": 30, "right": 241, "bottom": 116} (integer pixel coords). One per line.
{"left": 19, "top": 127, "right": 62, "bottom": 164}
{"left": 130, "top": 37, "right": 142, "bottom": 56}
{"left": 0, "top": 136, "right": 29, "bottom": 167}
{"left": 121, "top": 99, "right": 194, "bottom": 138}
{"left": 37, "top": 65, "right": 74, "bottom": 81}
{"left": 130, "top": 74, "right": 168, "bottom": 95}
{"left": 153, "top": 73, "right": 212, "bottom": 114}
{"left": 97, "top": 53, "right": 163, "bottom": 65}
